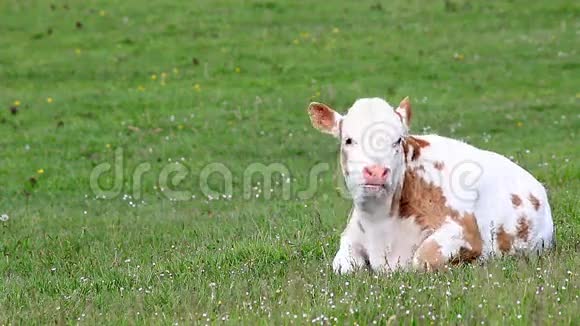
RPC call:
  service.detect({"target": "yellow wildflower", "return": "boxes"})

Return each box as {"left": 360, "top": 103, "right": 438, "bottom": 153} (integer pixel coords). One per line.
{"left": 13, "top": 100, "right": 21, "bottom": 106}
{"left": 75, "top": 48, "right": 81, "bottom": 55}
{"left": 47, "top": 97, "right": 53, "bottom": 103}
{"left": 516, "top": 121, "right": 523, "bottom": 127}
{"left": 193, "top": 84, "right": 201, "bottom": 92}
{"left": 99, "top": 10, "right": 106, "bottom": 17}
{"left": 151, "top": 74, "right": 157, "bottom": 81}
{"left": 234, "top": 67, "right": 241, "bottom": 73}
{"left": 37, "top": 169, "right": 45, "bottom": 174}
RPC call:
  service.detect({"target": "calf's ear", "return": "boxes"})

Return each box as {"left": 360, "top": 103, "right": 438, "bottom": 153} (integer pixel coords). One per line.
{"left": 308, "top": 102, "right": 342, "bottom": 138}
{"left": 395, "top": 96, "right": 412, "bottom": 128}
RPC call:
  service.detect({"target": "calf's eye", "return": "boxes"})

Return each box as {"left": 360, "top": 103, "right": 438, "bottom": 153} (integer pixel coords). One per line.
{"left": 345, "top": 138, "right": 353, "bottom": 145}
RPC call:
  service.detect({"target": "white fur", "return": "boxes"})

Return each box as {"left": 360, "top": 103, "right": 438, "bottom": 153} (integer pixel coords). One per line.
{"left": 333, "top": 204, "right": 427, "bottom": 273}
{"left": 311, "top": 98, "right": 554, "bottom": 274}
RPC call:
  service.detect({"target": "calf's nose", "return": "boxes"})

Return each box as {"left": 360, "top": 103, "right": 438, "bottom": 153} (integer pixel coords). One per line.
{"left": 362, "top": 165, "right": 389, "bottom": 184}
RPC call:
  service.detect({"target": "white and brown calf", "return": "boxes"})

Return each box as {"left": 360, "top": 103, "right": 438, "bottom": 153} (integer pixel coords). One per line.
{"left": 308, "top": 97, "right": 554, "bottom": 274}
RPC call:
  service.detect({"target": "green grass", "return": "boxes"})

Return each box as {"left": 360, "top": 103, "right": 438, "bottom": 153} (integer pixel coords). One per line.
{"left": 1, "top": 0, "right": 579, "bottom": 324}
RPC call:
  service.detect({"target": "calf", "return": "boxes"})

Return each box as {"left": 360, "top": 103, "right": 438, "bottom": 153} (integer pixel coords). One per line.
{"left": 308, "top": 97, "right": 554, "bottom": 273}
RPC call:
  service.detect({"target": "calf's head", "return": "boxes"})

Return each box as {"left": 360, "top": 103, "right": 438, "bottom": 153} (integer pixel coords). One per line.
{"left": 308, "top": 97, "right": 412, "bottom": 203}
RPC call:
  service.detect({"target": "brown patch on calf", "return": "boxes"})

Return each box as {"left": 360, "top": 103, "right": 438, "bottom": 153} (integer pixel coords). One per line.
{"left": 516, "top": 215, "right": 530, "bottom": 241}
{"left": 452, "top": 247, "right": 479, "bottom": 264}
{"left": 511, "top": 194, "right": 522, "bottom": 208}
{"left": 415, "top": 240, "right": 445, "bottom": 271}
{"left": 433, "top": 161, "right": 444, "bottom": 170}
{"left": 399, "top": 169, "right": 447, "bottom": 230}
{"left": 496, "top": 226, "right": 514, "bottom": 253}
{"left": 412, "top": 136, "right": 430, "bottom": 148}
{"left": 398, "top": 168, "right": 483, "bottom": 262}
{"left": 402, "top": 136, "right": 430, "bottom": 162}
{"left": 528, "top": 193, "right": 541, "bottom": 211}
{"left": 455, "top": 213, "right": 483, "bottom": 262}
{"left": 399, "top": 168, "right": 483, "bottom": 257}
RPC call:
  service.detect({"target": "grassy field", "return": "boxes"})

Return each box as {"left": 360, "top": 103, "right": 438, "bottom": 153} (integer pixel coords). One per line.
{"left": 1, "top": 0, "right": 578, "bottom": 324}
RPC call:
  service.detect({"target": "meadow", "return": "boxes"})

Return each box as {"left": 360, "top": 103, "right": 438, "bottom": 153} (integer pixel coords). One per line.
{"left": 0, "top": 0, "right": 578, "bottom": 324}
